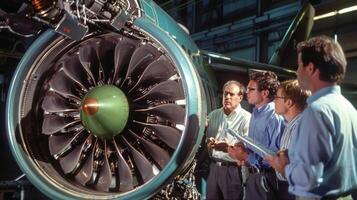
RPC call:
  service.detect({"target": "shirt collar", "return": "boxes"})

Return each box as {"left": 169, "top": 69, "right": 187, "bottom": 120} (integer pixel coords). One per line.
{"left": 287, "top": 113, "right": 302, "bottom": 127}
{"left": 253, "top": 101, "right": 274, "bottom": 114}
{"left": 307, "top": 85, "right": 341, "bottom": 104}
{"left": 222, "top": 104, "right": 242, "bottom": 116}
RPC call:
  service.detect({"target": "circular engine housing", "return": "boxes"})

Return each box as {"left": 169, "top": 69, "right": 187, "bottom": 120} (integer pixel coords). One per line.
{"left": 6, "top": 25, "right": 206, "bottom": 199}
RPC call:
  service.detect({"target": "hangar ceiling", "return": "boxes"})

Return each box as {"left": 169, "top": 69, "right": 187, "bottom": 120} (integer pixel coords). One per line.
{"left": 156, "top": 0, "right": 357, "bottom": 106}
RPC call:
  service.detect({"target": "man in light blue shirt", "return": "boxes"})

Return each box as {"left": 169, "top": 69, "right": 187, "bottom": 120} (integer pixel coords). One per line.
{"left": 269, "top": 36, "right": 357, "bottom": 199}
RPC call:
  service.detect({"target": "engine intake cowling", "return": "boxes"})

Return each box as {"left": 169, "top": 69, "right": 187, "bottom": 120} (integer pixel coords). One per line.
{"left": 6, "top": 6, "right": 207, "bottom": 198}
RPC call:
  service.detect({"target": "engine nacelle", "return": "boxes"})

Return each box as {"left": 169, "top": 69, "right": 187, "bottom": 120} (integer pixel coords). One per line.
{"left": 6, "top": 0, "right": 215, "bottom": 199}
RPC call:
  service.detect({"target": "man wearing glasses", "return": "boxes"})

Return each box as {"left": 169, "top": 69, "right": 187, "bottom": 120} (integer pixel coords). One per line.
{"left": 266, "top": 36, "right": 357, "bottom": 199}
{"left": 228, "top": 71, "right": 285, "bottom": 200}
{"left": 265, "top": 79, "right": 310, "bottom": 200}
{"left": 205, "top": 80, "right": 251, "bottom": 200}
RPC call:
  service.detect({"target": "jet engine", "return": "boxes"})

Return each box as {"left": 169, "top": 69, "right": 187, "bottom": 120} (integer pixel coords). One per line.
{"left": 5, "top": 0, "right": 215, "bottom": 199}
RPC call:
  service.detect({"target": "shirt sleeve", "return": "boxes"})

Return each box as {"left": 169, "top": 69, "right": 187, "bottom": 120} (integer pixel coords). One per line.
{"left": 242, "top": 115, "right": 250, "bottom": 136}
{"left": 247, "top": 114, "right": 284, "bottom": 166}
{"left": 285, "top": 106, "right": 334, "bottom": 196}
{"left": 266, "top": 114, "right": 284, "bottom": 154}
{"left": 206, "top": 110, "right": 216, "bottom": 139}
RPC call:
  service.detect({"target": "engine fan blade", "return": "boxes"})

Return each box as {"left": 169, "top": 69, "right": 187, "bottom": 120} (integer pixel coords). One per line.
{"left": 59, "top": 137, "right": 88, "bottom": 174}
{"left": 75, "top": 138, "right": 96, "bottom": 185}
{"left": 133, "top": 80, "right": 184, "bottom": 102}
{"left": 78, "top": 42, "right": 100, "bottom": 85}
{"left": 49, "top": 69, "right": 82, "bottom": 101}
{"left": 61, "top": 55, "right": 91, "bottom": 91}
{"left": 42, "top": 114, "right": 80, "bottom": 135}
{"left": 42, "top": 91, "right": 78, "bottom": 113}
{"left": 113, "top": 140, "right": 133, "bottom": 191}
{"left": 95, "top": 37, "right": 118, "bottom": 84}
{"left": 128, "top": 56, "right": 176, "bottom": 93}
{"left": 130, "top": 130, "right": 170, "bottom": 169}
{"left": 48, "top": 131, "right": 81, "bottom": 155}
{"left": 113, "top": 38, "right": 137, "bottom": 85}
{"left": 135, "top": 104, "right": 185, "bottom": 124}
{"left": 95, "top": 141, "right": 112, "bottom": 192}
{"left": 133, "top": 121, "right": 181, "bottom": 149}
{"left": 122, "top": 136, "right": 154, "bottom": 183}
{"left": 125, "top": 44, "right": 160, "bottom": 81}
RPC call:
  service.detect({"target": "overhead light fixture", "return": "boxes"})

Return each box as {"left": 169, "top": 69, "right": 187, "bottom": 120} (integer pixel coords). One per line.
{"left": 338, "top": 5, "right": 357, "bottom": 14}
{"left": 314, "top": 5, "right": 357, "bottom": 21}
{"left": 314, "top": 11, "right": 337, "bottom": 20}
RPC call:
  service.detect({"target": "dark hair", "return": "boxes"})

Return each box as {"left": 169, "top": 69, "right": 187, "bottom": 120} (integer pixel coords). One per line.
{"left": 279, "top": 80, "right": 310, "bottom": 111}
{"left": 249, "top": 71, "right": 279, "bottom": 100}
{"left": 223, "top": 80, "right": 246, "bottom": 95}
{"left": 297, "top": 36, "right": 346, "bottom": 83}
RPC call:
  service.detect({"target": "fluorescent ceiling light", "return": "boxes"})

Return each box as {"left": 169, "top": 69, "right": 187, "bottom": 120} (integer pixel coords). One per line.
{"left": 314, "top": 11, "right": 337, "bottom": 20}
{"left": 338, "top": 5, "right": 357, "bottom": 14}
{"left": 314, "top": 5, "right": 357, "bottom": 21}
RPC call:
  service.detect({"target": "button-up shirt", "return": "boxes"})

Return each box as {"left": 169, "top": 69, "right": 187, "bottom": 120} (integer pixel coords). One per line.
{"left": 247, "top": 102, "right": 285, "bottom": 168}
{"left": 206, "top": 105, "right": 251, "bottom": 162}
{"left": 285, "top": 86, "right": 357, "bottom": 198}
{"left": 276, "top": 113, "right": 302, "bottom": 181}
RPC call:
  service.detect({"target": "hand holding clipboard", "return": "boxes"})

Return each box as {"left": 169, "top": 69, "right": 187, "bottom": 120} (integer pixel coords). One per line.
{"left": 225, "top": 128, "right": 275, "bottom": 156}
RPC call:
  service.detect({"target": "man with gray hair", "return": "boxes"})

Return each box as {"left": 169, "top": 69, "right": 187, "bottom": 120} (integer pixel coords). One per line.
{"left": 205, "top": 80, "right": 251, "bottom": 200}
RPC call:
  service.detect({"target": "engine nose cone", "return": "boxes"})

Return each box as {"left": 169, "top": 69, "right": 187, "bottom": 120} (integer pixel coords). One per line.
{"left": 80, "top": 85, "right": 129, "bottom": 139}
{"left": 82, "top": 98, "right": 99, "bottom": 116}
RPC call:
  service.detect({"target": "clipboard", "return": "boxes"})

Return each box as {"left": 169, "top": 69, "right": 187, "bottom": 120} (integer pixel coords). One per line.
{"left": 225, "top": 128, "right": 275, "bottom": 156}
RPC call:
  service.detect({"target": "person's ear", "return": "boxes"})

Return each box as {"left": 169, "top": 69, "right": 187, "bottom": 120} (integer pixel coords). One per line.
{"left": 262, "top": 90, "right": 269, "bottom": 98}
{"left": 239, "top": 94, "right": 243, "bottom": 101}
{"left": 307, "top": 62, "right": 317, "bottom": 75}
{"left": 286, "top": 98, "right": 293, "bottom": 108}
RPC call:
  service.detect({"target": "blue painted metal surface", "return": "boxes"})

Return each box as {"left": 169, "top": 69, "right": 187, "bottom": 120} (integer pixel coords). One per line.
{"left": 6, "top": 30, "right": 74, "bottom": 200}
{"left": 139, "top": 0, "right": 217, "bottom": 86}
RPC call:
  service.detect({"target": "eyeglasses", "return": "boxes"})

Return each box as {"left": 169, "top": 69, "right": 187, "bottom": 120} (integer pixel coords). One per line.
{"left": 274, "top": 96, "right": 285, "bottom": 99}
{"left": 246, "top": 87, "right": 257, "bottom": 92}
{"left": 223, "top": 91, "right": 240, "bottom": 97}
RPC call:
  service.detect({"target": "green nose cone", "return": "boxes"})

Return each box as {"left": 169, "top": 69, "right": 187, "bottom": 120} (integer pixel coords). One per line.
{"left": 80, "top": 85, "right": 129, "bottom": 139}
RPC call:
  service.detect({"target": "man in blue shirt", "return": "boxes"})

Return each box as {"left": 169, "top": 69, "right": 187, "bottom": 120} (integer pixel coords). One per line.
{"left": 228, "top": 71, "right": 285, "bottom": 200}
{"left": 268, "top": 36, "right": 357, "bottom": 199}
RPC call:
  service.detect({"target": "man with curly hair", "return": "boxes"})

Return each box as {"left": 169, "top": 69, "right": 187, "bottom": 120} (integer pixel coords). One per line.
{"left": 228, "top": 71, "right": 285, "bottom": 200}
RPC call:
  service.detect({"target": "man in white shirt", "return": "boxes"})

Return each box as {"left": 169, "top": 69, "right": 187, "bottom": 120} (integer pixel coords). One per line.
{"left": 206, "top": 80, "right": 251, "bottom": 200}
